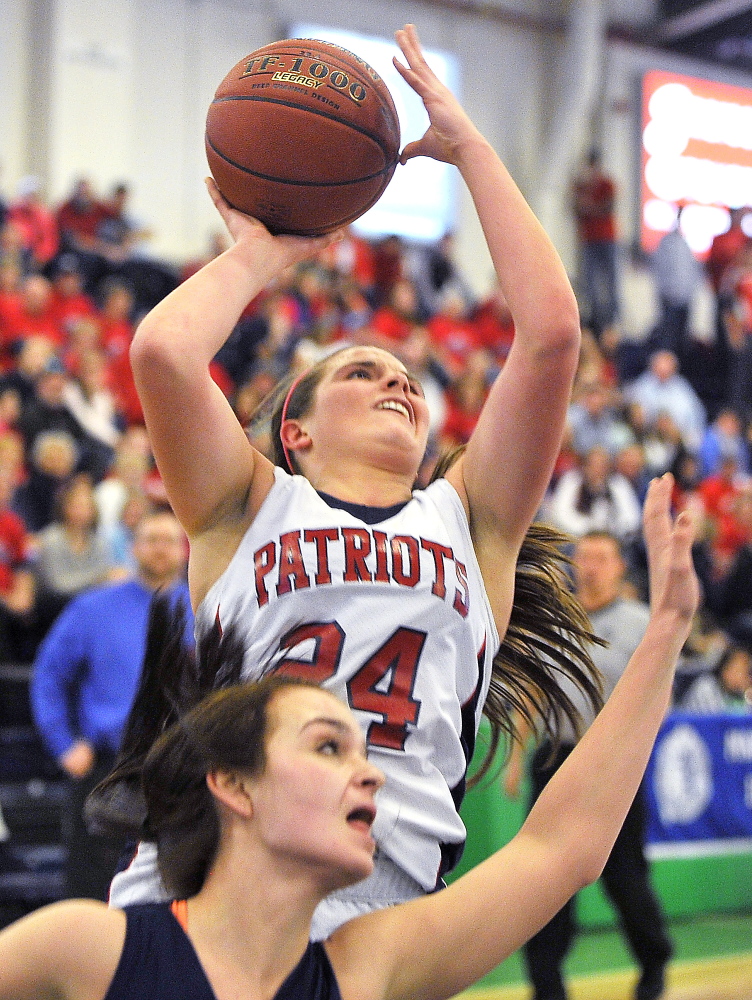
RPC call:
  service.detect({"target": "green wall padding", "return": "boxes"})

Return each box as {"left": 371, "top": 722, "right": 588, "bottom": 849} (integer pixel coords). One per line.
{"left": 448, "top": 725, "right": 752, "bottom": 926}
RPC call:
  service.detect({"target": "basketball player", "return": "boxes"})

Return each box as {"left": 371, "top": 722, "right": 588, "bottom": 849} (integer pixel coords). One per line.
{"left": 0, "top": 475, "right": 698, "bottom": 1000}
{"left": 109, "top": 23, "right": 589, "bottom": 937}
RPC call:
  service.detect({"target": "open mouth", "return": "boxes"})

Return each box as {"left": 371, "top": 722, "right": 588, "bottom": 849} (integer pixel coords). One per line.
{"left": 376, "top": 399, "right": 412, "bottom": 422}
{"left": 347, "top": 806, "right": 376, "bottom": 829}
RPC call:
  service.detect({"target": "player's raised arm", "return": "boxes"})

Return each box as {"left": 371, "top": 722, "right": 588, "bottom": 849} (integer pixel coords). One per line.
{"left": 129, "top": 181, "right": 340, "bottom": 538}
{"left": 393, "top": 24, "right": 580, "bottom": 555}
{"left": 331, "top": 475, "right": 698, "bottom": 1000}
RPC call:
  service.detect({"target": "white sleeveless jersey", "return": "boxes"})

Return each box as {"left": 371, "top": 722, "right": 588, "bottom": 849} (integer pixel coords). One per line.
{"left": 195, "top": 468, "right": 498, "bottom": 891}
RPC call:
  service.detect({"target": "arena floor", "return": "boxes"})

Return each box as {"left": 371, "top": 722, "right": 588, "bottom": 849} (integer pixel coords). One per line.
{"left": 458, "top": 912, "right": 752, "bottom": 1000}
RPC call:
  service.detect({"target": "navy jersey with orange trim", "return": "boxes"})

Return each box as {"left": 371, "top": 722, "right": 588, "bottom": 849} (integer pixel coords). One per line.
{"left": 104, "top": 904, "right": 342, "bottom": 1000}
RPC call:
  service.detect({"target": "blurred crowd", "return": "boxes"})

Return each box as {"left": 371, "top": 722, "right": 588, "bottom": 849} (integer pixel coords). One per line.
{"left": 0, "top": 170, "right": 751, "bottom": 710}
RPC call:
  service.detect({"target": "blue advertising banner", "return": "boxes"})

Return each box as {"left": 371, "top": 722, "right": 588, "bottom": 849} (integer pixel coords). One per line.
{"left": 644, "top": 713, "right": 752, "bottom": 859}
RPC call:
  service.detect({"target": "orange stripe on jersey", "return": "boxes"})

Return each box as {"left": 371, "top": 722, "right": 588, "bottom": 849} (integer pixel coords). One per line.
{"left": 170, "top": 898, "right": 189, "bottom": 931}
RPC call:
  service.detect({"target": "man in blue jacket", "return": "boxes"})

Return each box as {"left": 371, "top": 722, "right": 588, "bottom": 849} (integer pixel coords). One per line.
{"left": 31, "top": 508, "right": 193, "bottom": 900}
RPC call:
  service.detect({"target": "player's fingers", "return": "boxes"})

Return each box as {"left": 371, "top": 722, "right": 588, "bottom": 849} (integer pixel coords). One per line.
{"left": 400, "top": 142, "right": 415, "bottom": 165}
{"left": 392, "top": 55, "right": 428, "bottom": 99}
{"left": 205, "top": 176, "right": 225, "bottom": 207}
{"left": 642, "top": 473, "right": 672, "bottom": 542}
{"left": 672, "top": 509, "right": 696, "bottom": 559}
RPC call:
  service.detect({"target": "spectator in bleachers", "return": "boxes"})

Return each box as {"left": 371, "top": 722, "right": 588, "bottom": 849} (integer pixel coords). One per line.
{"left": 577, "top": 326, "right": 619, "bottom": 388}
{"left": 331, "top": 278, "right": 373, "bottom": 341}
{"left": 696, "top": 453, "right": 748, "bottom": 579}
{"left": 0, "top": 220, "right": 28, "bottom": 284}
{"left": 368, "top": 275, "right": 423, "bottom": 348}
{"left": 30, "top": 508, "right": 191, "bottom": 900}
{"left": 614, "top": 441, "right": 651, "bottom": 507}
{"left": 407, "top": 231, "right": 474, "bottom": 317}
{"left": 179, "top": 228, "right": 230, "bottom": 283}
{"left": 47, "top": 253, "right": 97, "bottom": 340}
{"left": 0, "top": 336, "right": 54, "bottom": 414}
{"left": 623, "top": 349, "right": 707, "bottom": 453}
{"left": 370, "top": 233, "right": 405, "bottom": 307}
{"left": 567, "top": 375, "right": 632, "bottom": 459}
{"left": 55, "top": 178, "right": 111, "bottom": 294}
{"left": 6, "top": 175, "right": 59, "bottom": 273}
{"left": 697, "top": 408, "right": 750, "bottom": 479}
{"left": 94, "top": 427, "right": 152, "bottom": 533}
{"left": 426, "top": 285, "right": 479, "bottom": 379}
{"left": 16, "top": 353, "right": 106, "bottom": 481}
{"left": 319, "top": 225, "right": 376, "bottom": 299}
{"left": 1, "top": 273, "right": 60, "bottom": 349}
{"left": 439, "top": 347, "right": 490, "bottom": 449}
{"left": 680, "top": 642, "right": 752, "bottom": 714}
{"left": 393, "top": 326, "right": 448, "bottom": 460}
{"left": 571, "top": 147, "right": 620, "bottom": 341}
{"left": 61, "top": 346, "right": 121, "bottom": 479}
{"left": 34, "top": 471, "right": 117, "bottom": 631}
{"left": 640, "top": 411, "right": 692, "bottom": 481}
{"left": 545, "top": 444, "right": 641, "bottom": 545}
{"left": 101, "top": 487, "right": 154, "bottom": 574}
{"left": 98, "top": 182, "right": 179, "bottom": 316}
{"left": 0, "top": 246, "right": 21, "bottom": 294}
{"left": 706, "top": 207, "right": 749, "bottom": 297}
{"left": 0, "top": 388, "right": 22, "bottom": 452}
{"left": 470, "top": 282, "right": 516, "bottom": 366}
{"left": 97, "top": 276, "right": 134, "bottom": 359}
{"left": 213, "top": 286, "right": 285, "bottom": 387}
{"left": 61, "top": 315, "right": 102, "bottom": 376}
{"left": 96, "top": 182, "right": 152, "bottom": 265}
{"left": 12, "top": 428, "right": 78, "bottom": 533}
{"left": 650, "top": 205, "right": 704, "bottom": 361}
{"left": 705, "top": 486, "right": 752, "bottom": 650}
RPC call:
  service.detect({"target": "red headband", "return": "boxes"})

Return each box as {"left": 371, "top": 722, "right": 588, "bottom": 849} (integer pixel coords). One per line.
{"left": 279, "top": 373, "right": 306, "bottom": 473}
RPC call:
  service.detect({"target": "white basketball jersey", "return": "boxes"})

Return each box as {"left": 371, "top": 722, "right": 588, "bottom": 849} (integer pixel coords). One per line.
{"left": 195, "top": 468, "right": 498, "bottom": 890}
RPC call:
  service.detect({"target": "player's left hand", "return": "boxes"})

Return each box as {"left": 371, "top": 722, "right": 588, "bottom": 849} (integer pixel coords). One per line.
{"left": 393, "top": 24, "right": 483, "bottom": 166}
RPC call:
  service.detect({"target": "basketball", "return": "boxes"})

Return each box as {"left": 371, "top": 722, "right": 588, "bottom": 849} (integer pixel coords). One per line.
{"left": 205, "top": 38, "right": 401, "bottom": 236}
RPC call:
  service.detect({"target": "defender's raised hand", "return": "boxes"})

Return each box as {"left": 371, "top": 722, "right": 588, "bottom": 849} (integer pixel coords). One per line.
{"left": 643, "top": 474, "right": 699, "bottom": 630}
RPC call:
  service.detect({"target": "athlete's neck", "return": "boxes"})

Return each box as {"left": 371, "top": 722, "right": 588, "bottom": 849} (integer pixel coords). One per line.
{"left": 186, "top": 856, "right": 319, "bottom": 996}
{"left": 302, "top": 465, "right": 415, "bottom": 508}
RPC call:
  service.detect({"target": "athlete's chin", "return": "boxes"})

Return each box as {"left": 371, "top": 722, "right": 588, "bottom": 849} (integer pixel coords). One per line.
{"left": 323, "top": 852, "right": 375, "bottom": 894}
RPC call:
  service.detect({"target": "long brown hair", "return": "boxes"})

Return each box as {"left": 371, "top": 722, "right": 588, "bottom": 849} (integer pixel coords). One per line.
{"left": 85, "top": 595, "right": 315, "bottom": 897}
{"left": 430, "top": 446, "right": 604, "bottom": 786}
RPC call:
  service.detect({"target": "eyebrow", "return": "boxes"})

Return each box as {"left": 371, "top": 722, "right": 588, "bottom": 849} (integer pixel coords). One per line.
{"left": 336, "top": 358, "right": 423, "bottom": 389}
{"left": 302, "top": 716, "right": 368, "bottom": 754}
{"left": 302, "top": 717, "right": 353, "bottom": 734}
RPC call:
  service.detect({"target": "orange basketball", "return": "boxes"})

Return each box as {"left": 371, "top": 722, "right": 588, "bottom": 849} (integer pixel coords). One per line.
{"left": 205, "top": 38, "right": 401, "bottom": 236}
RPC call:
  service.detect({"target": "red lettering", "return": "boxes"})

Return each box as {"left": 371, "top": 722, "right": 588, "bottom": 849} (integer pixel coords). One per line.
{"left": 277, "top": 531, "right": 311, "bottom": 596}
{"left": 342, "top": 528, "right": 373, "bottom": 582}
{"left": 254, "top": 541, "right": 276, "bottom": 607}
{"left": 304, "top": 527, "right": 339, "bottom": 584}
{"left": 420, "top": 538, "right": 453, "bottom": 599}
{"left": 348, "top": 627, "right": 424, "bottom": 750}
{"left": 391, "top": 535, "right": 420, "bottom": 587}
{"left": 372, "top": 530, "right": 390, "bottom": 582}
{"left": 275, "top": 621, "right": 344, "bottom": 683}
